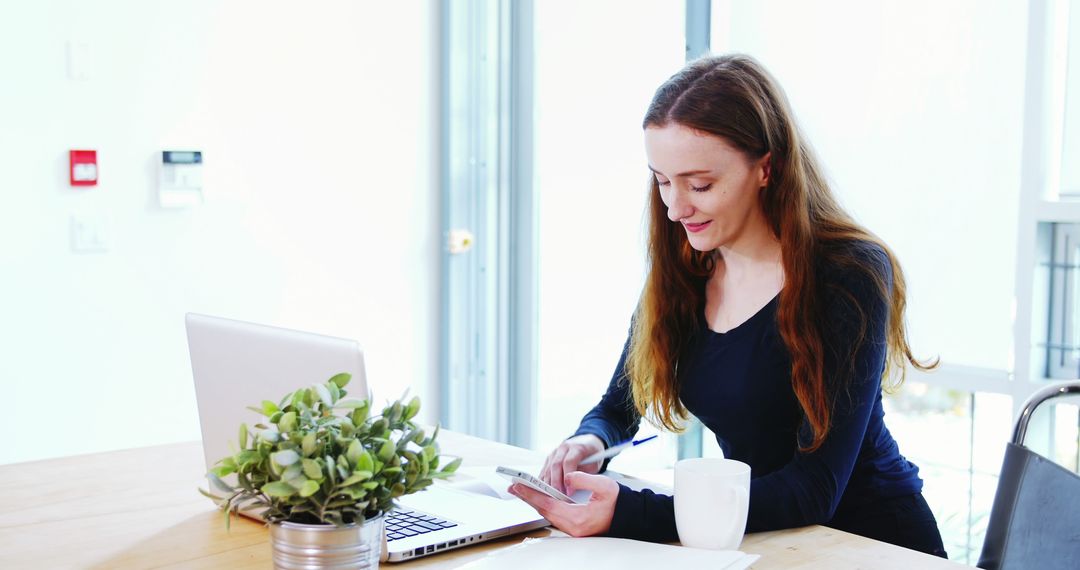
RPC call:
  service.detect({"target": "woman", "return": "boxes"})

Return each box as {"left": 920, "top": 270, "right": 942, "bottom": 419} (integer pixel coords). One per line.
{"left": 507, "top": 54, "right": 947, "bottom": 558}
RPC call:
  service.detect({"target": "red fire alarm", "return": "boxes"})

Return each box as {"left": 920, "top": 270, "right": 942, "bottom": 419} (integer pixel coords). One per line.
{"left": 70, "top": 150, "right": 98, "bottom": 186}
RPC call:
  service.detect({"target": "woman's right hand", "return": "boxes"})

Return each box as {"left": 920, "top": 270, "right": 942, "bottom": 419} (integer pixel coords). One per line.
{"left": 540, "top": 434, "right": 606, "bottom": 493}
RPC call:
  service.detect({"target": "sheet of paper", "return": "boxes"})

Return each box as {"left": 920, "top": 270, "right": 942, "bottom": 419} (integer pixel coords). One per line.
{"left": 456, "top": 536, "right": 759, "bottom": 570}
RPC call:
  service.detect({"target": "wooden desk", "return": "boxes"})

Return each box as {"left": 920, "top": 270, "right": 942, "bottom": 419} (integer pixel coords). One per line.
{"left": 0, "top": 431, "right": 966, "bottom": 569}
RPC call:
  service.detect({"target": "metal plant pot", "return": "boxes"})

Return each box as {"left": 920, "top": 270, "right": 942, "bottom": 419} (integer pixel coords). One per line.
{"left": 269, "top": 513, "right": 385, "bottom": 569}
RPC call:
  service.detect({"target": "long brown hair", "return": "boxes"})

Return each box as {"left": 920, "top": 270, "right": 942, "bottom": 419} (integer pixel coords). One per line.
{"left": 627, "top": 54, "right": 936, "bottom": 452}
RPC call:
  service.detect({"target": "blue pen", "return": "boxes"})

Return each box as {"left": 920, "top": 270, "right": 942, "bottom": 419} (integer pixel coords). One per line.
{"left": 579, "top": 434, "right": 658, "bottom": 464}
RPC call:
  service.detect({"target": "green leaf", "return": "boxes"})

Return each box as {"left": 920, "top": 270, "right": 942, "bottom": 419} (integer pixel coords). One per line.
{"left": 299, "top": 479, "right": 320, "bottom": 497}
{"left": 301, "top": 433, "right": 316, "bottom": 457}
{"left": 323, "top": 510, "right": 345, "bottom": 527}
{"left": 285, "top": 475, "right": 309, "bottom": 490}
{"left": 440, "top": 457, "right": 462, "bottom": 474}
{"left": 314, "top": 383, "right": 333, "bottom": 408}
{"left": 346, "top": 440, "right": 363, "bottom": 466}
{"left": 234, "top": 450, "right": 260, "bottom": 469}
{"left": 278, "top": 411, "right": 297, "bottom": 433}
{"left": 350, "top": 402, "right": 370, "bottom": 425}
{"left": 261, "top": 481, "right": 297, "bottom": 498}
{"left": 261, "top": 400, "right": 280, "bottom": 416}
{"left": 281, "top": 463, "right": 302, "bottom": 481}
{"left": 302, "top": 458, "right": 322, "bottom": 479}
{"left": 238, "top": 423, "right": 249, "bottom": 450}
{"left": 325, "top": 455, "right": 337, "bottom": 485}
{"left": 198, "top": 486, "right": 225, "bottom": 503}
{"left": 207, "top": 474, "right": 235, "bottom": 494}
{"left": 334, "top": 399, "right": 368, "bottom": 409}
{"left": 388, "top": 402, "right": 402, "bottom": 423}
{"left": 356, "top": 450, "right": 374, "bottom": 473}
{"left": 328, "top": 381, "right": 341, "bottom": 403}
{"left": 260, "top": 429, "right": 281, "bottom": 443}
{"left": 209, "top": 465, "right": 236, "bottom": 478}
{"left": 340, "top": 471, "right": 373, "bottom": 486}
{"left": 238, "top": 471, "right": 255, "bottom": 492}
{"left": 404, "top": 396, "right": 421, "bottom": 420}
{"left": 378, "top": 440, "right": 395, "bottom": 463}
{"left": 272, "top": 449, "right": 300, "bottom": 466}
{"left": 329, "top": 372, "right": 351, "bottom": 389}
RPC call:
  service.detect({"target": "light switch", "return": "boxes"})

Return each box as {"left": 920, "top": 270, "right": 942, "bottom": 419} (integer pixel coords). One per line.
{"left": 66, "top": 40, "right": 93, "bottom": 81}
{"left": 70, "top": 214, "right": 110, "bottom": 253}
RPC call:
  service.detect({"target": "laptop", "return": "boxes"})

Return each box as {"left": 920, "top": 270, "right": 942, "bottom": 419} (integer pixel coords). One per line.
{"left": 185, "top": 313, "right": 549, "bottom": 562}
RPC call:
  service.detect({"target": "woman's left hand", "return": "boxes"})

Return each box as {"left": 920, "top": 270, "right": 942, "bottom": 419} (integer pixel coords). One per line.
{"left": 508, "top": 471, "right": 620, "bottom": 537}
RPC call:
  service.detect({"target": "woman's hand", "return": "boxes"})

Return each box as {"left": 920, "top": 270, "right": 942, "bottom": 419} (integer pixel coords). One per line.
{"left": 540, "top": 434, "right": 605, "bottom": 493}
{"left": 508, "top": 471, "right": 619, "bottom": 537}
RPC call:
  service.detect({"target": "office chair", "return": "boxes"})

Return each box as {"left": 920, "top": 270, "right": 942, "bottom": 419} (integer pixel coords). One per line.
{"left": 977, "top": 381, "right": 1080, "bottom": 570}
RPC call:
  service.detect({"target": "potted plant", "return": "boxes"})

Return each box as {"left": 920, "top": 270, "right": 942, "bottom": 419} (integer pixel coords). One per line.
{"left": 200, "top": 372, "right": 460, "bottom": 569}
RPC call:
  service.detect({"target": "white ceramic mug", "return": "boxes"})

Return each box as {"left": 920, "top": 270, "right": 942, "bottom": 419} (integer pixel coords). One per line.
{"left": 674, "top": 457, "right": 751, "bottom": 550}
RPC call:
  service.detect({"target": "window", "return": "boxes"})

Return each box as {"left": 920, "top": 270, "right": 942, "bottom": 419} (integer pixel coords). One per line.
{"left": 1048, "top": 223, "right": 1080, "bottom": 378}
{"left": 884, "top": 383, "right": 1013, "bottom": 564}
{"left": 1059, "top": 0, "right": 1080, "bottom": 197}
{"left": 532, "top": 0, "right": 685, "bottom": 461}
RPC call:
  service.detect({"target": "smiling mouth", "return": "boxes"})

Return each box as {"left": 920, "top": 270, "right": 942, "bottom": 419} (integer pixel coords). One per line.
{"left": 683, "top": 221, "right": 712, "bottom": 233}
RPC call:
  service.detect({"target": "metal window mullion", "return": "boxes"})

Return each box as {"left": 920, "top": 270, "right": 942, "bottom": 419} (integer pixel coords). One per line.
{"left": 442, "top": 0, "right": 498, "bottom": 438}
{"left": 441, "top": 0, "right": 534, "bottom": 445}
{"left": 505, "top": 0, "right": 535, "bottom": 448}
{"left": 685, "top": 0, "right": 711, "bottom": 60}
{"left": 494, "top": 0, "right": 516, "bottom": 444}
{"left": 476, "top": 0, "right": 501, "bottom": 440}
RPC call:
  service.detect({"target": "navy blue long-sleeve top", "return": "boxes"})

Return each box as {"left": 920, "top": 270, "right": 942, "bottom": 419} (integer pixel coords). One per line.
{"left": 573, "top": 243, "right": 923, "bottom": 541}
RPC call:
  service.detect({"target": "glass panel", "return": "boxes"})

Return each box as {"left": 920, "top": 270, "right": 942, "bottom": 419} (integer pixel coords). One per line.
{"left": 707, "top": 0, "right": 1024, "bottom": 372}
{"left": 1051, "top": 402, "right": 1080, "bottom": 472}
{"left": 1023, "top": 398, "right": 1080, "bottom": 474}
{"left": 1060, "top": 1, "right": 1080, "bottom": 196}
{"left": 972, "top": 391, "right": 1013, "bottom": 475}
{"left": 1047, "top": 223, "right": 1080, "bottom": 378}
{"left": 533, "top": 1, "right": 684, "bottom": 464}
{"left": 883, "top": 381, "right": 1012, "bottom": 565}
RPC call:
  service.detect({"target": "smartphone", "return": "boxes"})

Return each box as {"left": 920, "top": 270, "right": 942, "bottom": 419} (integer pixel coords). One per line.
{"left": 496, "top": 466, "right": 577, "bottom": 504}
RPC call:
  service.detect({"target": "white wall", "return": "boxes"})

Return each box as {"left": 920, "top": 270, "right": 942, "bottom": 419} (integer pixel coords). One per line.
{"left": 713, "top": 0, "right": 1028, "bottom": 372}
{"left": 0, "top": 0, "right": 439, "bottom": 465}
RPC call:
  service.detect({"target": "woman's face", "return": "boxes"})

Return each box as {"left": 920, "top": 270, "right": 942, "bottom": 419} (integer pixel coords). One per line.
{"left": 644, "top": 123, "right": 770, "bottom": 252}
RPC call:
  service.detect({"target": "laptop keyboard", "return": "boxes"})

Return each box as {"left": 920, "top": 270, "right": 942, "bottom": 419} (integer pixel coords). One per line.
{"left": 385, "top": 508, "right": 458, "bottom": 541}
